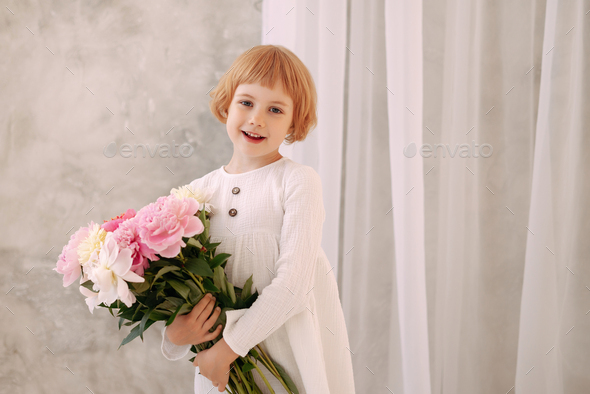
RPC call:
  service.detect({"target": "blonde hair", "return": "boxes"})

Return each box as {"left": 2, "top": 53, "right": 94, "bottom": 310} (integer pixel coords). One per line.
{"left": 209, "top": 45, "right": 318, "bottom": 145}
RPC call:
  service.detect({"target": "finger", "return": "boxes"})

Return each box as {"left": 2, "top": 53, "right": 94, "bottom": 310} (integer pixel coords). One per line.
{"left": 205, "top": 307, "right": 222, "bottom": 328}
{"left": 189, "top": 294, "right": 213, "bottom": 319}
{"left": 197, "top": 297, "right": 217, "bottom": 323}
{"left": 207, "top": 324, "right": 223, "bottom": 340}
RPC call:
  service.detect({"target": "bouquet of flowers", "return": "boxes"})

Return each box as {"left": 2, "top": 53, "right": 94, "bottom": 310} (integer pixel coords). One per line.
{"left": 54, "top": 184, "right": 299, "bottom": 394}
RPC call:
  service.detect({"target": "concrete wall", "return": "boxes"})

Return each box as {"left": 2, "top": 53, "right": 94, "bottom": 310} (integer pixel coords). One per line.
{"left": 0, "top": 1, "right": 261, "bottom": 392}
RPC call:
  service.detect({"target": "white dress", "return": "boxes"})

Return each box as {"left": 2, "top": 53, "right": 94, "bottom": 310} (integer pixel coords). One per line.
{"left": 160, "top": 156, "right": 356, "bottom": 394}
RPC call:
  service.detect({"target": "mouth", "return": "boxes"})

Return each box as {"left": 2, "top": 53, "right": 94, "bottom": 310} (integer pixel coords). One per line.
{"left": 242, "top": 130, "right": 266, "bottom": 140}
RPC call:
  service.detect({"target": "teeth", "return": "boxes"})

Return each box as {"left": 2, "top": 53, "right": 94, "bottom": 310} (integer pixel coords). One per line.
{"left": 244, "top": 131, "right": 263, "bottom": 139}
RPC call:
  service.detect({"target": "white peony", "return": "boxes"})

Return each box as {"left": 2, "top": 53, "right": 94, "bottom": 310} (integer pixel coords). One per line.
{"left": 77, "top": 223, "right": 107, "bottom": 268}
{"left": 79, "top": 286, "right": 100, "bottom": 313}
{"left": 83, "top": 232, "right": 144, "bottom": 311}
{"left": 170, "top": 183, "right": 216, "bottom": 214}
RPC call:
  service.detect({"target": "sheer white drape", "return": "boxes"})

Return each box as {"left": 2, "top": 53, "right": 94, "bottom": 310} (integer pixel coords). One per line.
{"left": 263, "top": 0, "right": 346, "bottom": 284}
{"left": 515, "top": 0, "right": 590, "bottom": 393}
{"left": 263, "top": 0, "right": 589, "bottom": 393}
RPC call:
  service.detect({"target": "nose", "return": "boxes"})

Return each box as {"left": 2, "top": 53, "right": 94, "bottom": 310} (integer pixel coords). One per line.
{"left": 248, "top": 107, "right": 265, "bottom": 129}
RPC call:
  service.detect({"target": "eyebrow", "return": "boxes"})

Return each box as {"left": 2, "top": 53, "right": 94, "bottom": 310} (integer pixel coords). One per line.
{"left": 235, "top": 93, "right": 290, "bottom": 108}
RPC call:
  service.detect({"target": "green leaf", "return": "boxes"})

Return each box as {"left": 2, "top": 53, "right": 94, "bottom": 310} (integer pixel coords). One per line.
{"left": 187, "top": 238, "right": 202, "bottom": 248}
{"left": 184, "top": 279, "right": 203, "bottom": 304}
{"left": 216, "top": 292, "right": 234, "bottom": 307}
{"left": 167, "top": 279, "right": 191, "bottom": 301}
{"left": 202, "top": 277, "right": 220, "bottom": 292}
{"left": 177, "top": 303, "right": 193, "bottom": 315}
{"left": 168, "top": 270, "right": 185, "bottom": 278}
{"left": 249, "top": 348, "right": 259, "bottom": 359}
{"left": 241, "top": 362, "right": 256, "bottom": 373}
{"left": 204, "top": 307, "right": 231, "bottom": 343}
{"left": 146, "top": 260, "right": 173, "bottom": 269}
{"left": 152, "top": 266, "right": 181, "bottom": 288}
{"left": 209, "top": 253, "right": 231, "bottom": 270}
{"left": 213, "top": 266, "right": 227, "bottom": 294}
{"left": 204, "top": 241, "right": 221, "bottom": 249}
{"left": 185, "top": 258, "right": 214, "bottom": 277}
{"left": 273, "top": 361, "right": 299, "bottom": 394}
{"left": 242, "top": 292, "right": 259, "bottom": 308}
{"left": 139, "top": 307, "right": 153, "bottom": 341}
{"left": 117, "top": 307, "right": 138, "bottom": 320}
{"left": 226, "top": 280, "right": 237, "bottom": 304}
{"left": 150, "top": 310, "right": 172, "bottom": 320}
{"left": 132, "top": 281, "right": 150, "bottom": 294}
{"left": 130, "top": 305, "right": 143, "bottom": 322}
{"left": 166, "top": 302, "right": 184, "bottom": 326}
{"left": 80, "top": 280, "right": 95, "bottom": 291}
{"left": 199, "top": 206, "right": 207, "bottom": 222}
{"left": 241, "top": 275, "right": 254, "bottom": 301}
{"left": 118, "top": 319, "right": 157, "bottom": 349}
{"left": 156, "top": 297, "right": 184, "bottom": 313}
{"left": 118, "top": 317, "right": 125, "bottom": 330}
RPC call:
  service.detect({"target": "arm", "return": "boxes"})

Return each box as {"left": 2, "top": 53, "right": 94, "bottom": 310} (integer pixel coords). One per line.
{"left": 222, "top": 166, "right": 326, "bottom": 357}
{"left": 160, "top": 325, "right": 191, "bottom": 361}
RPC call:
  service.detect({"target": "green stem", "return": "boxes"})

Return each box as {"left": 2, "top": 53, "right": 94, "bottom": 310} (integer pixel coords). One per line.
{"left": 228, "top": 372, "right": 243, "bottom": 394}
{"left": 185, "top": 270, "right": 206, "bottom": 294}
{"left": 246, "top": 355, "right": 275, "bottom": 394}
{"left": 255, "top": 345, "right": 280, "bottom": 377}
{"left": 255, "top": 346, "right": 292, "bottom": 394}
{"left": 234, "top": 360, "right": 253, "bottom": 394}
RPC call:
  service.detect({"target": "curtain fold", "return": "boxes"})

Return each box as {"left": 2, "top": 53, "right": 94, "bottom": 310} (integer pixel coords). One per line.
{"left": 384, "top": 1, "right": 431, "bottom": 393}
{"left": 515, "top": 0, "right": 590, "bottom": 392}
{"left": 262, "top": 0, "right": 589, "bottom": 392}
{"left": 263, "top": 0, "right": 346, "bottom": 283}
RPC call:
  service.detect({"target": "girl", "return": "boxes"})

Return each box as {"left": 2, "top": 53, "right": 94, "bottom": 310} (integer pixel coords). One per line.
{"left": 160, "top": 45, "right": 356, "bottom": 394}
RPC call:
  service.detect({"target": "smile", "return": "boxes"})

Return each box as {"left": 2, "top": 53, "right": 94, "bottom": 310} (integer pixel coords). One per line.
{"left": 242, "top": 130, "right": 266, "bottom": 141}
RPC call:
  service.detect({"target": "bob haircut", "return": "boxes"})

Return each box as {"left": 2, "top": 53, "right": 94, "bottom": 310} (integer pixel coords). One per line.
{"left": 209, "top": 45, "right": 318, "bottom": 145}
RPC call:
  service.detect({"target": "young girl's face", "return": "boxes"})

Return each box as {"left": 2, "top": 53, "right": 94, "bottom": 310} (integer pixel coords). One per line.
{"left": 226, "top": 82, "right": 294, "bottom": 160}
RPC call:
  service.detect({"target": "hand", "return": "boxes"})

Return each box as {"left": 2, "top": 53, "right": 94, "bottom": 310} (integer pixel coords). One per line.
{"left": 165, "top": 293, "right": 223, "bottom": 346}
{"left": 193, "top": 338, "right": 239, "bottom": 392}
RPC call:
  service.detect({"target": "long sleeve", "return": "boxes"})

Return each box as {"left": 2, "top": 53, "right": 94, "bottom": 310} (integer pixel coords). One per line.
{"left": 222, "top": 166, "right": 326, "bottom": 357}
{"left": 160, "top": 324, "right": 191, "bottom": 361}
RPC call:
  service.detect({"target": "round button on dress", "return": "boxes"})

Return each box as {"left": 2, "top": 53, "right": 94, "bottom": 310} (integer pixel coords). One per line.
{"left": 228, "top": 208, "right": 237, "bottom": 217}
{"left": 232, "top": 187, "right": 240, "bottom": 194}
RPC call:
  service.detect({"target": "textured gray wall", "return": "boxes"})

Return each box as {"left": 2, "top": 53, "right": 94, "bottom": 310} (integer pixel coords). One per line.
{"left": 0, "top": 1, "right": 261, "bottom": 392}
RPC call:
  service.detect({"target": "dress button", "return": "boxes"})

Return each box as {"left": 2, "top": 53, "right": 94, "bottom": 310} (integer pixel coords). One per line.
{"left": 232, "top": 187, "right": 240, "bottom": 194}
{"left": 229, "top": 208, "right": 237, "bottom": 217}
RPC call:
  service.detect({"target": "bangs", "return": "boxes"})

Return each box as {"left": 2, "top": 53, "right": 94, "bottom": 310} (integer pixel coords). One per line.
{"left": 232, "top": 48, "right": 300, "bottom": 106}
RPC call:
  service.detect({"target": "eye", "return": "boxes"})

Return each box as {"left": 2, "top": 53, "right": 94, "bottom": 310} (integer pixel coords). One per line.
{"left": 239, "top": 100, "right": 252, "bottom": 107}
{"left": 270, "top": 107, "right": 282, "bottom": 114}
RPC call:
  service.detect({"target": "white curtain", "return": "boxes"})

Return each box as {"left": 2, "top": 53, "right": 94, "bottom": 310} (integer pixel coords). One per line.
{"left": 263, "top": 0, "right": 589, "bottom": 393}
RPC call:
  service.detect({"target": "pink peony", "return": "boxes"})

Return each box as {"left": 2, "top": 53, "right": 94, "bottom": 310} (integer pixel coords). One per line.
{"left": 101, "top": 208, "right": 136, "bottom": 232}
{"left": 54, "top": 223, "right": 92, "bottom": 287}
{"left": 135, "top": 195, "right": 204, "bottom": 258}
{"left": 112, "top": 217, "right": 159, "bottom": 276}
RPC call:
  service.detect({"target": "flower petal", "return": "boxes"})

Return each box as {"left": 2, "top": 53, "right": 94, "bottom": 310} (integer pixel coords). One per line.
{"left": 110, "top": 247, "right": 134, "bottom": 277}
